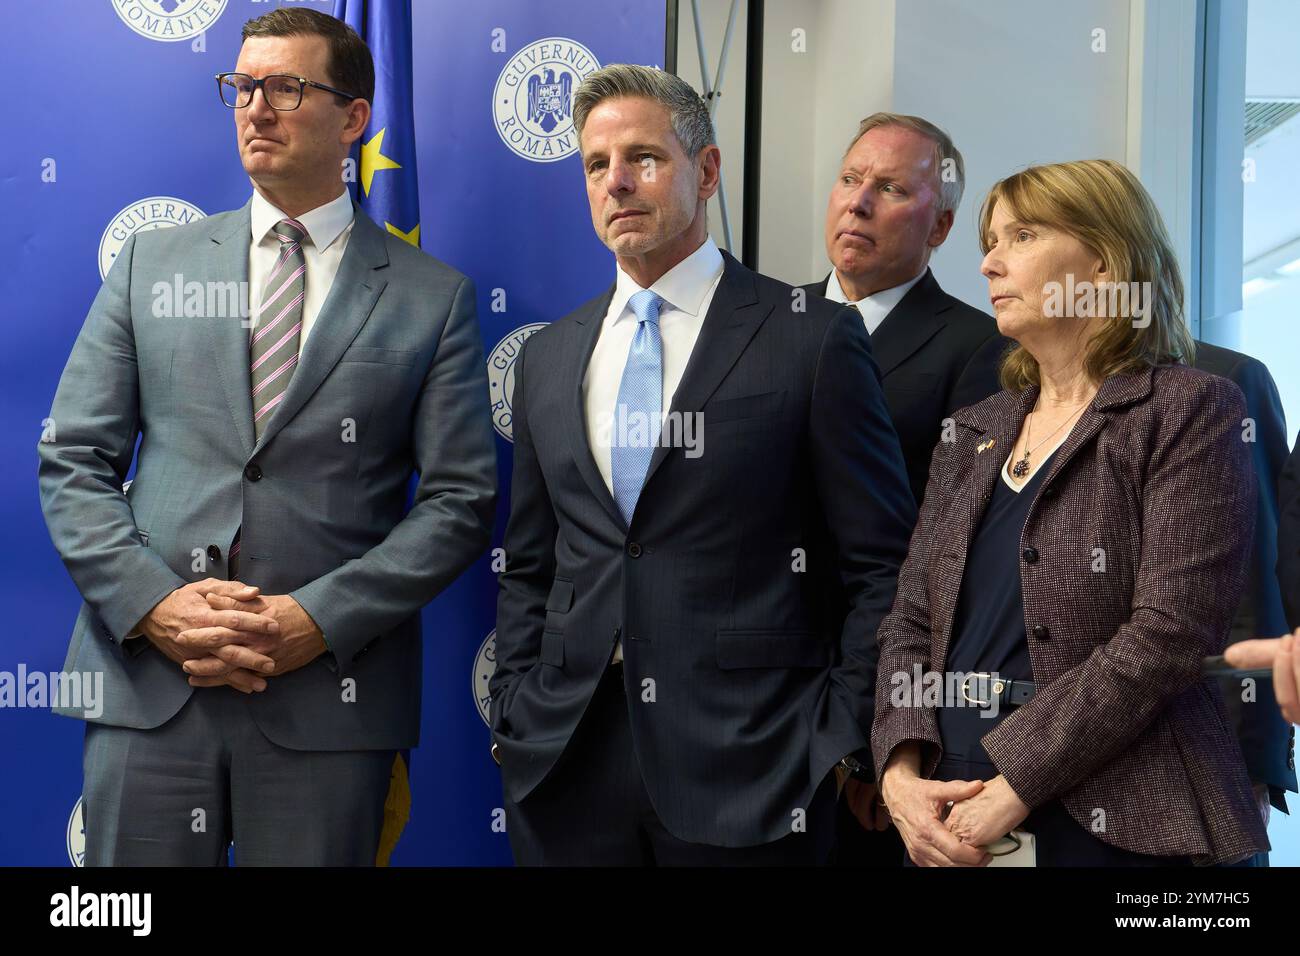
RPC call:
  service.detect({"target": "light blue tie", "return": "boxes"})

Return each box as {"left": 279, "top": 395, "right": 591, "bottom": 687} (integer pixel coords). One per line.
{"left": 612, "top": 289, "right": 664, "bottom": 525}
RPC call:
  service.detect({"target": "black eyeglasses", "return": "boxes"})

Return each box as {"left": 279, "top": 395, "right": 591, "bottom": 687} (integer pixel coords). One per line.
{"left": 216, "top": 72, "right": 360, "bottom": 111}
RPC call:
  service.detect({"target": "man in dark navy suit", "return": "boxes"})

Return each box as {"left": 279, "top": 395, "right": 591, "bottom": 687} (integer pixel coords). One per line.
{"left": 489, "top": 65, "right": 916, "bottom": 865}
{"left": 1226, "top": 431, "right": 1300, "bottom": 727}
{"left": 1283, "top": 431, "right": 1300, "bottom": 631}
{"left": 802, "top": 113, "right": 1005, "bottom": 865}
{"left": 1195, "top": 343, "right": 1297, "bottom": 863}
{"left": 801, "top": 113, "right": 1007, "bottom": 510}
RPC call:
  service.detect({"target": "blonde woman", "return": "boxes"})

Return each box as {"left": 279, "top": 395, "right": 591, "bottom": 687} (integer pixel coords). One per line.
{"left": 872, "top": 159, "right": 1269, "bottom": 866}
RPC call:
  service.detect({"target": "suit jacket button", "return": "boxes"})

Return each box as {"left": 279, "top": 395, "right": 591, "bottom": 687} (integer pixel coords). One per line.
{"left": 1022, "top": 547, "right": 1039, "bottom": 564}
{"left": 1032, "top": 624, "right": 1050, "bottom": 641}
{"left": 627, "top": 542, "right": 643, "bottom": 558}
{"left": 245, "top": 463, "right": 263, "bottom": 481}
{"left": 207, "top": 544, "right": 221, "bottom": 563}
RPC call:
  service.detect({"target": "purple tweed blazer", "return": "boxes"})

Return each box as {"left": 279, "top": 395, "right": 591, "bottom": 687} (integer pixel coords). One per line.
{"left": 871, "top": 363, "right": 1269, "bottom": 865}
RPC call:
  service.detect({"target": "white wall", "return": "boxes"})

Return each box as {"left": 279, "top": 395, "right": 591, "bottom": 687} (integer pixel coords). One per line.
{"left": 754, "top": 0, "right": 819, "bottom": 283}
{"left": 677, "top": 0, "right": 894, "bottom": 285}
{"left": 769, "top": 0, "right": 894, "bottom": 286}
{"left": 676, "top": 0, "right": 750, "bottom": 257}
{"left": 890, "top": 0, "right": 1131, "bottom": 311}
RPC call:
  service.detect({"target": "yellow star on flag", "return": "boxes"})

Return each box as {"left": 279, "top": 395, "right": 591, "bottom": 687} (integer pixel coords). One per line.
{"left": 360, "top": 127, "right": 402, "bottom": 196}
{"left": 386, "top": 222, "right": 421, "bottom": 247}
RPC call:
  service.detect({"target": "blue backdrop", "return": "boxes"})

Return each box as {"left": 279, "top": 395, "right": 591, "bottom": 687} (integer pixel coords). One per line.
{"left": 0, "top": 0, "right": 666, "bottom": 865}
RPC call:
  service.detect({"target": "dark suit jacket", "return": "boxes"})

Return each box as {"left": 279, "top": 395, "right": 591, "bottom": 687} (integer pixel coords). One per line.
{"left": 492, "top": 251, "right": 917, "bottom": 847}
{"left": 1280, "top": 431, "right": 1300, "bottom": 631}
{"left": 799, "top": 269, "right": 1008, "bottom": 505}
{"left": 871, "top": 365, "right": 1269, "bottom": 864}
{"left": 1194, "top": 342, "right": 1296, "bottom": 806}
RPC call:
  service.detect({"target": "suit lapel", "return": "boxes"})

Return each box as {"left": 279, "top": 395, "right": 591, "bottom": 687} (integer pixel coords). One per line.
{"left": 870, "top": 269, "right": 950, "bottom": 376}
{"left": 205, "top": 200, "right": 256, "bottom": 459}
{"left": 564, "top": 285, "right": 625, "bottom": 530}
{"left": 641, "top": 251, "right": 772, "bottom": 489}
{"left": 254, "top": 203, "right": 389, "bottom": 453}
{"left": 1030, "top": 366, "right": 1154, "bottom": 496}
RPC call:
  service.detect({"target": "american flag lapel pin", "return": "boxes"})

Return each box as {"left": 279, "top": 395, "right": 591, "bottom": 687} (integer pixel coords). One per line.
{"left": 976, "top": 438, "right": 996, "bottom": 454}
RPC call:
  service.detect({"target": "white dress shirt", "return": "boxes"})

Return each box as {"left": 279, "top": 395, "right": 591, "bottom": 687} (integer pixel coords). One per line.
{"left": 582, "top": 236, "right": 724, "bottom": 662}
{"left": 248, "top": 188, "right": 355, "bottom": 344}
{"left": 824, "top": 268, "right": 925, "bottom": 336}
{"left": 583, "top": 236, "right": 725, "bottom": 493}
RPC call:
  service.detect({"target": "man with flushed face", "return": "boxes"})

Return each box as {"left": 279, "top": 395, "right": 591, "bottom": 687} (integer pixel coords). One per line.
{"left": 38, "top": 7, "right": 496, "bottom": 865}
{"left": 801, "top": 114, "right": 1005, "bottom": 866}
{"left": 492, "top": 65, "right": 916, "bottom": 865}
{"left": 825, "top": 123, "right": 955, "bottom": 303}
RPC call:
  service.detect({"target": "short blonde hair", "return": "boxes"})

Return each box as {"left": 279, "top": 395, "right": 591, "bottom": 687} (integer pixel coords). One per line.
{"left": 978, "top": 159, "right": 1195, "bottom": 392}
{"left": 847, "top": 112, "right": 964, "bottom": 214}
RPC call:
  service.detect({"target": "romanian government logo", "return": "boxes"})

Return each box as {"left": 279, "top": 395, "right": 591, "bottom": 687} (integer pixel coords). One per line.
{"left": 98, "top": 197, "right": 206, "bottom": 280}
{"left": 493, "top": 38, "right": 601, "bottom": 162}
{"left": 488, "top": 323, "right": 548, "bottom": 442}
{"left": 112, "top": 0, "right": 228, "bottom": 42}
{"left": 473, "top": 631, "right": 497, "bottom": 726}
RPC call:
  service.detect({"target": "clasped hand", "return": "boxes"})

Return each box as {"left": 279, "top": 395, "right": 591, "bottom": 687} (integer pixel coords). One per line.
{"left": 136, "top": 578, "right": 327, "bottom": 693}
{"left": 881, "top": 759, "right": 1030, "bottom": 866}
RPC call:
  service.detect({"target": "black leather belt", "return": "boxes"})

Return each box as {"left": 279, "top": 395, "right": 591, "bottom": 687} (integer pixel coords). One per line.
{"left": 958, "top": 672, "right": 1036, "bottom": 708}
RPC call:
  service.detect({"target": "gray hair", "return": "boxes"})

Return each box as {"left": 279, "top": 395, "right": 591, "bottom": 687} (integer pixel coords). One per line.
{"left": 573, "top": 64, "right": 715, "bottom": 158}
{"left": 846, "top": 112, "right": 965, "bottom": 215}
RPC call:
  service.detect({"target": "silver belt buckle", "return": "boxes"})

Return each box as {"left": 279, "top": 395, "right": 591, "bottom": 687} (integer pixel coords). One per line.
{"left": 959, "top": 672, "right": 1006, "bottom": 707}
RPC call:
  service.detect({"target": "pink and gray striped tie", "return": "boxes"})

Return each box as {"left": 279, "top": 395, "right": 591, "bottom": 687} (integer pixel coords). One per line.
{"left": 250, "top": 218, "right": 307, "bottom": 441}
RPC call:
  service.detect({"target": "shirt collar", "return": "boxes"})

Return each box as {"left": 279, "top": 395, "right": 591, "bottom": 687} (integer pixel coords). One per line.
{"left": 608, "top": 237, "right": 725, "bottom": 325}
{"left": 250, "top": 188, "right": 355, "bottom": 252}
{"left": 825, "top": 267, "right": 926, "bottom": 312}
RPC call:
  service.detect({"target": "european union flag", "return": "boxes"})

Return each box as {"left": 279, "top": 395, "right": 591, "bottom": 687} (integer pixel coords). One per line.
{"left": 334, "top": 0, "right": 422, "bottom": 248}
{"left": 332, "top": 4, "right": 420, "bottom": 861}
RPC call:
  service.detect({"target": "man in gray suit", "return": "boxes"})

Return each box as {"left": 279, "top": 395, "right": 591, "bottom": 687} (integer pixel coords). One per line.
{"left": 37, "top": 8, "right": 495, "bottom": 865}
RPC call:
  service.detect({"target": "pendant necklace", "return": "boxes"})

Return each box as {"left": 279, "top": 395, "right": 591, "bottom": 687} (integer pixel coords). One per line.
{"left": 1011, "top": 402, "right": 1088, "bottom": 479}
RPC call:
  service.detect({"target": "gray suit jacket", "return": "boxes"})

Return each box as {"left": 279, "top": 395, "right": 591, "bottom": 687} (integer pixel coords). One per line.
{"left": 38, "top": 198, "right": 496, "bottom": 751}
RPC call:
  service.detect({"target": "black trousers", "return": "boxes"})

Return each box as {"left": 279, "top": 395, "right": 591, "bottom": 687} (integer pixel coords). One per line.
{"left": 502, "top": 662, "right": 837, "bottom": 865}
{"left": 830, "top": 794, "right": 907, "bottom": 866}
